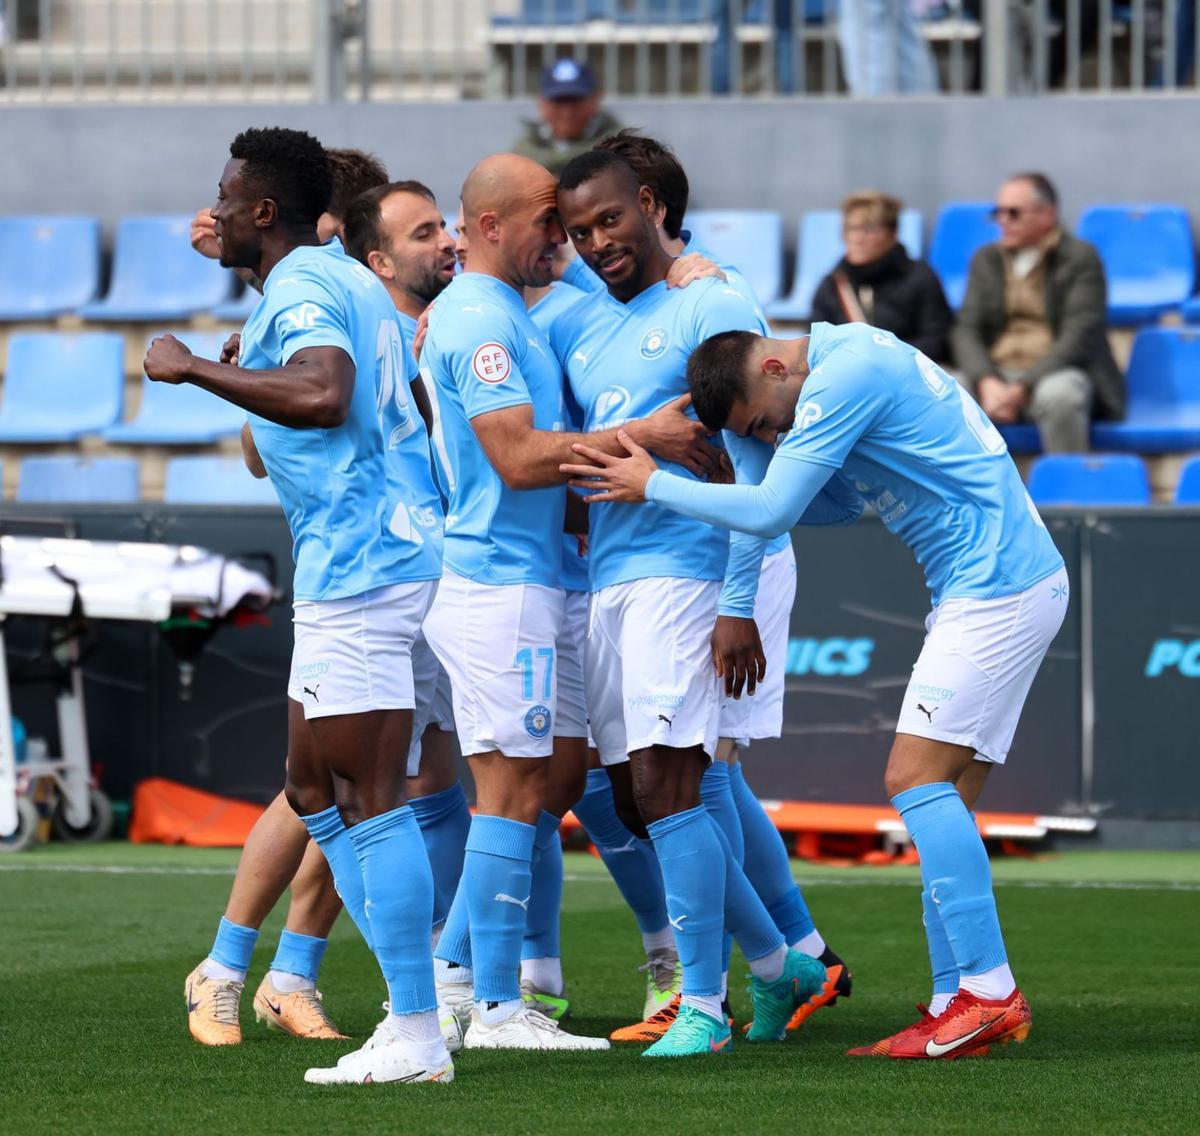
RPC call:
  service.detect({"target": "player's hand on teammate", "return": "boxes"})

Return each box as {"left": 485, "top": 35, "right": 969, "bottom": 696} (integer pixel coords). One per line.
{"left": 412, "top": 305, "right": 432, "bottom": 359}
{"left": 144, "top": 333, "right": 195, "bottom": 385}
{"left": 666, "top": 253, "right": 727, "bottom": 289}
{"left": 562, "top": 430, "right": 659, "bottom": 503}
{"left": 220, "top": 332, "right": 241, "bottom": 366}
{"left": 711, "top": 615, "right": 767, "bottom": 698}
{"left": 630, "top": 393, "right": 724, "bottom": 479}
{"left": 190, "top": 208, "right": 220, "bottom": 260}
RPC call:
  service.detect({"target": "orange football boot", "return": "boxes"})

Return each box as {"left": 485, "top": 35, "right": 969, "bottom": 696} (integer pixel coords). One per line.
{"left": 886, "top": 988, "right": 1032, "bottom": 1060}
{"left": 847, "top": 1003, "right": 939, "bottom": 1057}
{"left": 252, "top": 975, "right": 348, "bottom": 1039}
{"left": 185, "top": 964, "right": 243, "bottom": 1046}
{"left": 610, "top": 995, "right": 681, "bottom": 1042}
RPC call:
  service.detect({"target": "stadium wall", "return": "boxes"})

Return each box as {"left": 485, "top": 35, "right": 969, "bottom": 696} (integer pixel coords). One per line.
{"left": 3, "top": 96, "right": 1199, "bottom": 229}
{"left": 2, "top": 505, "right": 1197, "bottom": 848}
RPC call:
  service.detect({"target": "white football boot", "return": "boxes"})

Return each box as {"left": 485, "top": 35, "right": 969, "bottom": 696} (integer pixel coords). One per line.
{"left": 462, "top": 1005, "right": 610, "bottom": 1051}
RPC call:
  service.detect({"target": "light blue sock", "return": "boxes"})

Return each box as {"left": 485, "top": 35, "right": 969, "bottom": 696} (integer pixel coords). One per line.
{"left": 701, "top": 762, "right": 744, "bottom": 977}
{"left": 892, "top": 783, "right": 1008, "bottom": 977}
{"left": 647, "top": 806, "right": 726, "bottom": 998}
{"left": 571, "top": 768, "right": 668, "bottom": 934}
{"left": 922, "top": 887, "right": 960, "bottom": 996}
{"left": 268, "top": 929, "right": 328, "bottom": 983}
{"left": 434, "top": 883, "right": 472, "bottom": 969}
{"left": 706, "top": 812, "right": 786, "bottom": 963}
{"left": 348, "top": 806, "right": 437, "bottom": 1014}
{"left": 209, "top": 917, "right": 258, "bottom": 975}
{"left": 729, "top": 762, "right": 817, "bottom": 944}
{"left": 301, "top": 805, "right": 374, "bottom": 952}
{"left": 522, "top": 811, "right": 563, "bottom": 961}
{"left": 410, "top": 782, "right": 471, "bottom": 928}
{"left": 462, "top": 814, "right": 537, "bottom": 1004}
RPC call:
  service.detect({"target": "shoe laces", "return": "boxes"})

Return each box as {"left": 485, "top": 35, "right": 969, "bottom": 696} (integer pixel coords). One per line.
{"left": 667, "top": 1005, "right": 714, "bottom": 1044}
{"left": 293, "top": 988, "right": 336, "bottom": 1027}
{"left": 639, "top": 951, "right": 680, "bottom": 993}
{"left": 209, "top": 981, "right": 242, "bottom": 1026}
{"left": 642, "top": 997, "right": 680, "bottom": 1026}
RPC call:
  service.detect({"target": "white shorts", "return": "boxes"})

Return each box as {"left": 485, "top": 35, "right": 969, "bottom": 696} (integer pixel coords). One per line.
{"left": 718, "top": 546, "right": 796, "bottom": 748}
{"left": 406, "top": 632, "right": 456, "bottom": 777}
{"left": 895, "top": 566, "right": 1069, "bottom": 765}
{"left": 556, "top": 590, "right": 590, "bottom": 739}
{"left": 422, "top": 570, "right": 565, "bottom": 759}
{"left": 587, "top": 577, "right": 723, "bottom": 767}
{"left": 289, "top": 580, "right": 437, "bottom": 721}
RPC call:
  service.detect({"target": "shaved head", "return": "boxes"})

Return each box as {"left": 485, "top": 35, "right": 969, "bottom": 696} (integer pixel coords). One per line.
{"left": 458, "top": 152, "right": 565, "bottom": 289}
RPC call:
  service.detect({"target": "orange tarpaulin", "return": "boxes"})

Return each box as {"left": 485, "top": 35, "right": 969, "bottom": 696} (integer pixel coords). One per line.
{"left": 129, "top": 778, "right": 266, "bottom": 847}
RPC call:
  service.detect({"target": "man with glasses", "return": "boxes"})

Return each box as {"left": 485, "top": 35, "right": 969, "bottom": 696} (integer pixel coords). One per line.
{"left": 953, "top": 172, "right": 1124, "bottom": 453}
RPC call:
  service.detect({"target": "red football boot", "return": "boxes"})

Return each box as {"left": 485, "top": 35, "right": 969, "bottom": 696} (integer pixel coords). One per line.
{"left": 888, "top": 988, "right": 1032, "bottom": 1060}
{"left": 846, "top": 1003, "right": 939, "bottom": 1057}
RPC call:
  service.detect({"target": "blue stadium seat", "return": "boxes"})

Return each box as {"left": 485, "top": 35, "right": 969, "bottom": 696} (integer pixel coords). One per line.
{"left": 1092, "top": 327, "right": 1200, "bottom": 451}
{"left": 1175, "top": 456, "right": 1200, "bottom": 504}
{"left": 104, "top": 331, "right": 245, "bottom": 445}
{"left": 616, "top": 0, "right": 709, "bottom": 21}
{"left": 163, "top": 456, "right": 281, "bottom": 506}
{"left": 997, "top": 423, "right": 1043, "bottom": 454}
{"left": 493, "top": 1, "right": 614, "bottom": 24}
{"left": 928, "top": 202, "right": 999, "bottom": 310}
{"left": 211, "top": 283, "right": 261, "bottom": 323}
{"left": 79, "top": 215, "right": 234, "bottom": 321}
{"left": 0, "top": 333, "right": 125, "bottom": 443}
{"left": 766, "top": 209, "right": 923, "bottom": 322}
{"left": 17, "top": 456, "right": 140, "bottom": 504}
{"left": 685, "top": 210, "right": 784, "bottom": 307}
{"left": 0, "top": 217, "right": 101, "bottom": 320}
{"left": 1078, "top": 204, "right": 1195, "bottom": 325}
{"left": 1181, "top": 293, "right": 1200, "bottom": 324}
{"left": 1027, "top": 454, "right": 1151, "bottom": 507}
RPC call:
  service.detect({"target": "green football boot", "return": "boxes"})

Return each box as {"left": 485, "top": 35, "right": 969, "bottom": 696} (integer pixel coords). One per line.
{"left": 642, "top": 1004, "right": 732, "bottom": 1058}
{"left": 746, "top": 949, "right": 828, "bottom": 1042}
{"left": 520, "top": 979, "right": 571, "bottom": 1022}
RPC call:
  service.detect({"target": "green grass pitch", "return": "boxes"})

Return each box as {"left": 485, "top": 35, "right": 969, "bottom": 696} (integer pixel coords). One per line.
{"left": 2, "top": 844, "right": 1198, "bottom": 1135}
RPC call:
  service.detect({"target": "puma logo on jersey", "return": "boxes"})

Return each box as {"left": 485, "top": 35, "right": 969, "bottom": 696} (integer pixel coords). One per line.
{"left": 599, "top": 837, "right": 639, "bottom": 855}
{"left": 657, "top": 713, "right": 674, "bottom": 729}
{"left": 572, "top": 350, "right": 589, "bottom": 365}
{"left": 495, "top": 893, "right": 530, "bottom": 911}
{"left": 917, "top": 703, "right": 937, "bottom": 723}
{"left": 668, "top": 913, "right": 688, "bottom": 931}
{"left": 304, "top": 684, "right": 320, "bottom": 702}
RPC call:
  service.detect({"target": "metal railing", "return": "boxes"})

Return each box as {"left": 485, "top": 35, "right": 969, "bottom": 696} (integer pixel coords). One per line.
{"left": 1, "top": 0, "right": 1197, "bottom": 102}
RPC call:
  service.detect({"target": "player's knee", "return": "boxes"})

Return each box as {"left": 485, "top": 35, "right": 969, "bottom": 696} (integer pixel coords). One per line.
{"left": 883, "top": 762, "right": 916, "bottom": 801}
{"left": 284, "top": 776, "right": 328, "bottom": 820}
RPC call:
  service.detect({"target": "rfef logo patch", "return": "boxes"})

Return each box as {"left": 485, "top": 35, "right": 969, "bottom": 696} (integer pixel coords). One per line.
{"left": 524, "top": 704, "right": 552, "bottom": 739}
{"left": 640, "top": 328, "right": 669, "bottom": 359}
{"left": 472, "top": 342, "right": 511, "bottom": 384}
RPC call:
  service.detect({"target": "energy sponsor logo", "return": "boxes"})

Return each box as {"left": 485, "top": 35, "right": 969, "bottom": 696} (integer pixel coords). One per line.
{"left": 296, "top": 661, "right": 330, "bottom": 680}
{"left": 1145, "top": 639, "right": 1200, "bottom": 677}
{"left": 785, "top": 637, "right": 874, "bottom": 677}
{"left": 629, "top": 693, "right": 686, "bottom": 710}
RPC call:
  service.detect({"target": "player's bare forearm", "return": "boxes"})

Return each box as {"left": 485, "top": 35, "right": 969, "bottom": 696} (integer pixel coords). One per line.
{"left": 183, "top": 351, "right": 353, "bottom": 430}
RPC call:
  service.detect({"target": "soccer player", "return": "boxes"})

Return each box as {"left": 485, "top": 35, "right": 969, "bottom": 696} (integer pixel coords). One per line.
{"left": 341, "top": 180, "right": 472, "bottom": 953}
{"left": 547, "top": 149, "right": 827, "bottom": 1057}
{"left": 150, "top": 127, "right": 452, "bottom": 1085}
{"left": 561, "top": 323, "right": 1069, "bottom": 1060}
{"left": 418, "top": 152, "right": 721, "bottom": 1051}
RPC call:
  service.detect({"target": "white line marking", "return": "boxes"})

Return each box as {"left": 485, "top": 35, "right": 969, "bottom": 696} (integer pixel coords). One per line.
{"left": 0, "top": 863, "right": 1196, "bottom": 891}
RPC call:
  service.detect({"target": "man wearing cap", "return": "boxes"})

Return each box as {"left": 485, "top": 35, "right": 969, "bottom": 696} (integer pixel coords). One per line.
{"left": 512, "top": 59, "right": 622, "bottom": 177}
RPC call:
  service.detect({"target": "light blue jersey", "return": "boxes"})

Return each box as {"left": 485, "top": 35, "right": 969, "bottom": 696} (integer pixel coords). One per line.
{"left": 529, "top": 283, "right": 590, "bottom": 594}
{"left": 393, "top": 310, "right": 447, "bottom": 529}
{"left": 419, "top": 273, "right": 566, "bottom": 587}
{"left": 648, "top": 322, "right": 1065, "bottom": 605}
{"left": 241, "top": 240, "right": 442, "bottom": 601}
{"left": 548, "top": 276, "right": 763, "bottom": 597}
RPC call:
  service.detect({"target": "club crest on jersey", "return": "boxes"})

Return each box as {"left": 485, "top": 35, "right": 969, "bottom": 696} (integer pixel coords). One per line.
{"left": 640, "top": 328, "right": 669, "bottom": 359}
{"left": 472, "top": 342, "right": 511, "bottom": 384}
{"left": 524, "top": 704, "right": 552, "bottom": 739}
{"left": 594, "top": 385, "right": 632, "bottom": 427}
{"left": 793, "top": 400, "right": 823, "bottom": 433}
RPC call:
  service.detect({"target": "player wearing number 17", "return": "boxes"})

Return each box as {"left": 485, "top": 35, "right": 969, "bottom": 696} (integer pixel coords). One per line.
{"left": 562, "top": 322, "right": 1069, "bottom": 1060}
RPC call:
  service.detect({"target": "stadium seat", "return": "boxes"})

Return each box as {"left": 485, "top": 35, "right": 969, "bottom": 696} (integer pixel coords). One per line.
{"left": 1078, "top": 204, "right": 1195, "bottom": 325}
{"left": 1027, "top": 454, "right": 1151, "bottom": 506}
{"left": 79, "top": 215, "right": 234, "bottom": 321}
{"left": 997, "top": 423, "right": 1043, "bottom": 454}
{"left": 928, "top": 202, "right": 999, "bottom": 310}
{"left": 0, "top": 332, "right": 124, "bottom": 442}
{"left": 1175, "top": 456, "right": 1200, "bottom": 504}
{"left": 766, "top": 209, "right": 924, "bottom": 322}
{"left": 163, "top": 456, "right": 281, "bottom": 506}
{"left": 685, "top": 210, "right": 784, "bottom": 307}
{"left": 1181, "top": 293, "right": 1200, "bottom": 324}
{"left": 1092, "top": 327, "right": 1200, "bottom": 451}
{"left": 104, "top": 331, "right": 245, "bottom": 445}
{"left": 16, "top": 456, "right": 140, "bottom": 504}
{"left": 211, "top": 281, "right": 261, "bottom": 322}
{"left": 0, "top": 217, "right": 101, "bottom": 320}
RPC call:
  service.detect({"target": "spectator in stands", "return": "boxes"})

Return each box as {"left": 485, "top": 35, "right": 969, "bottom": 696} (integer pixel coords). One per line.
{"left": 511, "top": 59, "right": 621, "bottom": 176}
{"left": 838, "top": 0, "right": 938, "bottom": 95}
{"left": 810, "top": 189, "right": 952, "bottom": 363}
{"left": 953, "top": 172, "right": 1124, "bottom": 453}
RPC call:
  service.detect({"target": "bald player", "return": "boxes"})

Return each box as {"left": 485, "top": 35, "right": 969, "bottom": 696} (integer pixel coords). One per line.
{"left": 419, "top": 155, "right": 722, "bottom": 1051}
